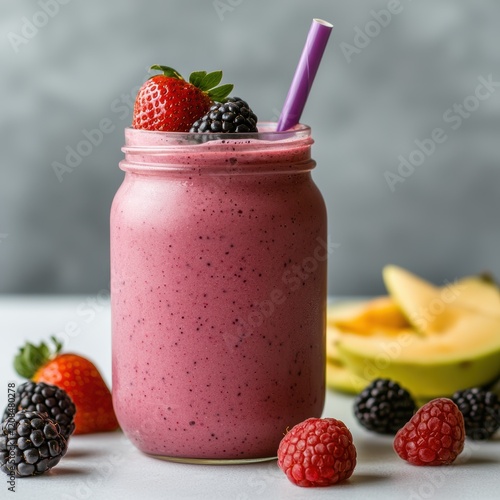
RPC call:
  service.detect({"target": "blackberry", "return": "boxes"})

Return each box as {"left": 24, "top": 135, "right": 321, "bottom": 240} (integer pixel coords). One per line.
{"left": 354, "top": 379, "right": 417, "bottom": 434}
{"left": 452, "top": 388, "right": 500, "bottom": 440}
{"left": 190, "top": 97, "right": 258, "bottom": 133}
{"left": 0, "top": 410, "right": 67, "bottom": 477}
{"left": 2, "top": 381, "right": 76, "bottom": 440}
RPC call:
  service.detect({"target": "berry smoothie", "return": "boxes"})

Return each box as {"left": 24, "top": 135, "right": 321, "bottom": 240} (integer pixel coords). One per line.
{"left": 111, "top": 124, "right": 327, "bottom": 461}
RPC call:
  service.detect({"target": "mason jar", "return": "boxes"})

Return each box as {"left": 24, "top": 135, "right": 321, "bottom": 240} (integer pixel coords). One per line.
{"left": 111, "top": 123, "right": 327, "bottom": 463}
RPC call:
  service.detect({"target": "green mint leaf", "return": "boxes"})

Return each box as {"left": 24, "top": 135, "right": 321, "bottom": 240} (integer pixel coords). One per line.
{"left": 207, "top": 84, "right": 234, "bottom": 101}
{"left": 198, "top": 71, "right": 223, "bottom": 91}
{"left": 149, "top": 65, "right": 183, "bottom": 80}
{"left": 189, "top": 71, "right": 207, "bottom": 87}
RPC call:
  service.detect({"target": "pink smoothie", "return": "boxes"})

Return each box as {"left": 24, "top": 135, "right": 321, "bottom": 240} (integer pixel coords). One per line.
{"left": 111, "top": 124, "right": 327, "bottom": 460}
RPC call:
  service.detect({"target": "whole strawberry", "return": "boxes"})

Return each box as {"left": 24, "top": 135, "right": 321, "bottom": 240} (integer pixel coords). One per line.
{"left": 14, "top": 337, "right": 119, "bottom": 435}
{"left": 132, "top": 65, "right": 233, "bottom": 132}
{"left": 394, "top": 398, "right": 465, "bottom": 466}
{"left": 277, "top": 417, "right": 357, "bottom": 487}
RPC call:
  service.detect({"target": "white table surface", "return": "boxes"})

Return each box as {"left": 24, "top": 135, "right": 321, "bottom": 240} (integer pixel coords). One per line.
{"left": 0, "top": 295, "right": 498, "bottom": 500}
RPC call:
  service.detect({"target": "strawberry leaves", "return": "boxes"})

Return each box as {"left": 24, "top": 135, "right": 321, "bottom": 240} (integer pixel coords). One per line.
{"left": 195, "top": 71, "right": 222, "bottom": 90}
{"left": 207, "top": 83, "right": 233, "bottom": 101}
{"left": 14, "top": 336, "right": 62, "bottom": 379}
{"left": 150, "top": 65, "right": 183, "bottom": 80}
{"left": 134, "top": 65, "right": 236, "bottom": 131}
{"left": 187, "top": 69, "right": 233, "bottom": 100}
{"left": 149, "top": 65, "right": 233, "bottom": 102}
{"left": 189, "top": 70, "right": 233, "bottom": 100}
{"left": 189, "top": 71, "right": 210, "bottom": 88}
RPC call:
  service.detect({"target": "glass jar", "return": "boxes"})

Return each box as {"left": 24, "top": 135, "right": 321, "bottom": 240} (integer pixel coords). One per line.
{"left": 111, "top": 123, "right": 327, "bottom": 463}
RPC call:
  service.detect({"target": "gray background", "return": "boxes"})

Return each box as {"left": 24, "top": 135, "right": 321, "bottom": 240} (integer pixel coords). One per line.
{"left": 1, "top": 0, "right": 499, "bottom": 296}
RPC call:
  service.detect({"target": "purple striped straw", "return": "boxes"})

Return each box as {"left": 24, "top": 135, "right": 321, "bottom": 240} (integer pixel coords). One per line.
{"left": 277, "top": 18, "right": 333, "bottom": 132}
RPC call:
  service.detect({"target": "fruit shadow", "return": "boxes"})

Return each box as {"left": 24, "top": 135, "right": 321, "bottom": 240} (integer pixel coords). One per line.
{"left": 355, "top": 434, "right": 396, "bottom": 462}
{"left": 64, "top": 448, "right": 103, "bottom": 459}
{"left": 453, "top": 455, "right": 499, "bottom": 467}
{"left": 184, "top": 460, "right": 389, "bottom": 489}
{"left": 346, "top": 472, "right": 390, "bottom": 487}
{"left": 48, "top": 466, "right": 88, "bottom": 477}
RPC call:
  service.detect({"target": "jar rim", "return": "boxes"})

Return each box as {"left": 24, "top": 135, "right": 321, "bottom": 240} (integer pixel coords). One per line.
{"left": 121, "top": 122, "right": 314, "bottom": 173}
{"left": 124, "top": 122, "right": 311, "bottom": 149}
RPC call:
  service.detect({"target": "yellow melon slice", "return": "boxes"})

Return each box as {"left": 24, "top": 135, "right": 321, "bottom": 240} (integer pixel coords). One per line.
{"left": 448, "top": 274, "right": 500, "bottom": 318}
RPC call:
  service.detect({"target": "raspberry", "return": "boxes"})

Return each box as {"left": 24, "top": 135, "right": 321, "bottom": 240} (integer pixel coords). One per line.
{"left": 393, "top": 398, "right": 465, "bottom": 466}
{"left": 277, "top": 418, "right": 357, "bottom": 487}
{"left": 354, "top": 378, "right": 416, "bottom": 434}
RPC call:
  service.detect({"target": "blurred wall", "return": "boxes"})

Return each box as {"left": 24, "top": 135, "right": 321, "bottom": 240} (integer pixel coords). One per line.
{"left": 1, "top": 0, "right": 499, "bottom": 295}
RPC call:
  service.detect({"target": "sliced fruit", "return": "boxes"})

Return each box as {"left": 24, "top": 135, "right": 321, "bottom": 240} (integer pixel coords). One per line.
{"left": 327, "top": 300, "right": 367, "bottom": 326}
{"left": 333, "top": 296, "right": 410, "bottom": 335}
{"left": 448, "top": 274, "right": 500, "bottom": 318}
{"left": 383, "top": 266, "right": 500, "bottom": 335}
{"left": 326, "top": 359, "right": 368, "bottom": 395}
{"left": 327, "top": 267, "right": 500, "bottom": 399}
{"left": 336, "top": 311, "right": 500, "bottom": 397}
{"left": 326, "top": 300, "right": 406, "bottom": 395}
{"left": 383, "top": 265, "right": 464, "bottom": 335}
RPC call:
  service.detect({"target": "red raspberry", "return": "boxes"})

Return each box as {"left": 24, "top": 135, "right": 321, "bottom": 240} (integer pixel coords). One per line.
{"left": 277, "top": 417, "right": 357, "bottom": 487}
{"left": 394, "top": 398, "right": 465, "bottom": 466}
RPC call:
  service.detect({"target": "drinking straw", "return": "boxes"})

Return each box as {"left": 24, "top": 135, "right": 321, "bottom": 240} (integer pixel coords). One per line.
{"left": 276, "top": 18, "right": 333, "bottom": 132}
